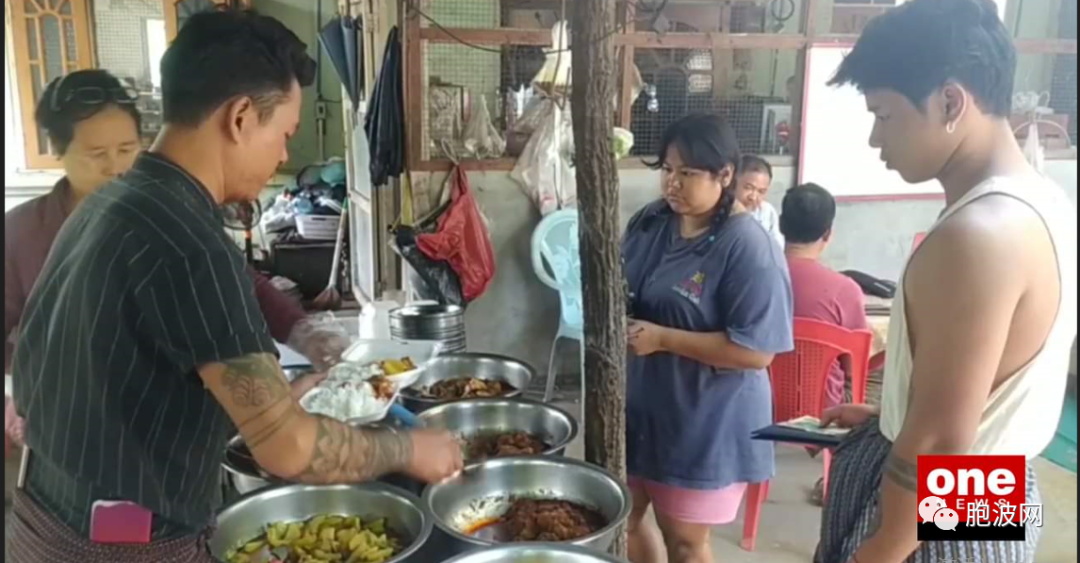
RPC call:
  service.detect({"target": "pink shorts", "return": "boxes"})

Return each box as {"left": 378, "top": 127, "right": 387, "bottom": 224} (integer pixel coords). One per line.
{"left": 629, "top": 476, "right": 747, "bottom": 525}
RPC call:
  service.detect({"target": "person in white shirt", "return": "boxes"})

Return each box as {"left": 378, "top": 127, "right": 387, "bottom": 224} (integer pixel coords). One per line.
{"left": 815, "top": 1, "right": 1077, "bottom": 562}
{"left": 734, "top": 155, "right": 784, "bottom": 247}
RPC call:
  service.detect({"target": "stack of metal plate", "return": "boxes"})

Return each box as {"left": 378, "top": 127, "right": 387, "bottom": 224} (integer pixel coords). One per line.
{"left": 389, "top": 304, "right": 466, "bottom": 353}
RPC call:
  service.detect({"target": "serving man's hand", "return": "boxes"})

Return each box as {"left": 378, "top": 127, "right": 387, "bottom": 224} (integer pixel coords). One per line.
{"left": 284, "top": 370, "right": 464, "bottom": 484}
{"left": 403, "top": 429, "right": 465, "bottom": 483}
{"left": 289, "top": 371, "right": 328, "bottom": 401}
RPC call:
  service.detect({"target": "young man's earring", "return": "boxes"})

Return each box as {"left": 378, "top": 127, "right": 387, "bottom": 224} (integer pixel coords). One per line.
{"left": 946, "top": 121, "right": 957, "bottom": 135}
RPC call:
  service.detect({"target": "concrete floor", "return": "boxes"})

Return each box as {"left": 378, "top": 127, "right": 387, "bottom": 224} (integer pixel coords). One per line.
{"left": 543, "top": 383, "right": 1078, "bottom": 563}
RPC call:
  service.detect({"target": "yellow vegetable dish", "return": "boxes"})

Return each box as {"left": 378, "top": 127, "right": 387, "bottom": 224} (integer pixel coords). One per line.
{"left": 378, "top": 358, "right": 416, "bottom": 376}
{"left": 224, "top": 514, "right": 401, "bottom": 563}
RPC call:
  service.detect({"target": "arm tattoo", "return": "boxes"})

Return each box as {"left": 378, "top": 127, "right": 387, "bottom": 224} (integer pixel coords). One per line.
{"left": 244, "top": 402, "right": 301, "bottom": 450}
{"left": 884, "top": 451, "right": 919, "bottom": 492}
{"left": 296, "top": 417, "right": 413, "bottom": 484}
{"left": 221, "top": 354, "right": 290, "bottom": 409}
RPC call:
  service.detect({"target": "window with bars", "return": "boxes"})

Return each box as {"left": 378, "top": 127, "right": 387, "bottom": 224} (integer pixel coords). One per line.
{"left": 629, "top": 48, "right": 800, "bottom": 158}
{"left": 7, "top": 0, "right": 95, "bottom": 168}
{"left": 6, "top": 0, "right": 244, "bottom": 170}
{"left": 407, "top": 0, "right": 813, "bottom": 170}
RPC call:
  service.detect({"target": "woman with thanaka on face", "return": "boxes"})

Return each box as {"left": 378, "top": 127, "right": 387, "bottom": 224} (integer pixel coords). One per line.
{"left": 622, "top": 114, "right": 794, "bottom": 563}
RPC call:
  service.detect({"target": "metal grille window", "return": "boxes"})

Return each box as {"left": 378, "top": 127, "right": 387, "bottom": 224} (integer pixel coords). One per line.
{"left": 91, "top": 0, "right": 168, "bottom": 146}
{"left": 630, "top": 47, "right": 799, "bottom": 157}
{"left": 406, "top": 0, "right": 813, "bottom": 171}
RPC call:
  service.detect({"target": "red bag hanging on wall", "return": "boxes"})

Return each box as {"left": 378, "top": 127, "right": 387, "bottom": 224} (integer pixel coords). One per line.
{"left": 416, "top": 166, "right": 496, "bottom": 302}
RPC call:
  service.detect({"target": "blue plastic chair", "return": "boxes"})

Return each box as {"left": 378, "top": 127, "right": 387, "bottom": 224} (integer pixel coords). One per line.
{"left": 531, "top": 209, "right": 584, "bottom": 403}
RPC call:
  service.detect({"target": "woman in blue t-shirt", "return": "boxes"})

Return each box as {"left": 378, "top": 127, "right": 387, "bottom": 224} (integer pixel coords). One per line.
{"left": 622, "top": 114, "right": 794, "bottom": 563}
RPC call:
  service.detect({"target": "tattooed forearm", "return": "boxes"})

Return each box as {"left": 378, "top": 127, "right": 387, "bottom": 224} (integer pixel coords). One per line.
{"left": 244, "top": 401, "right": 302, "bottom": 450}
{"left": 221, "top": 353, "right": 290, "bottom": 409}
{"left": 884, "top": 451, "right": 919, "bottom": 492}
{"left": 294, "top": 417, "right": 413, "bottom": 484}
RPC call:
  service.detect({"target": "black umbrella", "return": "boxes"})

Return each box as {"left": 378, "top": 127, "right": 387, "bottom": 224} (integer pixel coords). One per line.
{"left": 319, "top": 15, "right": 362, "bottom": 106}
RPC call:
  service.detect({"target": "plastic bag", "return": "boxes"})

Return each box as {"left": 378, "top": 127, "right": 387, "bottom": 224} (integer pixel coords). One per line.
{"left": 261, "top": 194, "right": 297, "bottom": 232}
{"left": 462, "top": 94, "right": 506, "bottom": 159}
{"left": 286, "top": 314, "right": 355, "bottom": 371}
{"left": 390, "top": 198, "right": 466, "bottom": 307}
{"left": 510, "top": 98, "right": 576, "bottom": 215}
{"left": 613, "top": 127, "right": 635, "bottom": 160}
{"left": 532, "top": 21, "right": 572, "bottom": 99}
{"left": 513, "top": 94, "right": 553, "bottom": 135}
{"left": 415, "top": 167, "right": 496, "bottom": 302}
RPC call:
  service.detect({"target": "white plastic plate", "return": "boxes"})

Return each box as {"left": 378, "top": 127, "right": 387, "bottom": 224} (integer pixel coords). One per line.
{"left": 340, "top": 338, "right": 444, "bottom": 390}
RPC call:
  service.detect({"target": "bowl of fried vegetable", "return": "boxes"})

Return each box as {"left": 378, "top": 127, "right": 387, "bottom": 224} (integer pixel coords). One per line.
{"left": 211, "top": 482, "right": 431, "bottom": 563}
{"left": 399, "top": 353, "right": 535, "bottom": 413}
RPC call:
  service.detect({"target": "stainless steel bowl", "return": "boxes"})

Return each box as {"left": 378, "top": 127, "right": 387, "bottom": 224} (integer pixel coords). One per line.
{"left": 417, "top": 398, "right": 578, "bottom": 462}
{"left": 389, "top": 304, "right": 465, "bottom": 333}
{"left": 441, "top": 543, "right": 628, "bottom": 563}
{"left": 422, "top": 457, "right": 631, "bottom": 557}
{"left": 210, "top": 483, "right": 432, "bottom": 563}
{"left": 400, "top": 353, "right": 536, "bottom": 413}
{"left": 222, "top": 434, "right": 280, "bottom": 495}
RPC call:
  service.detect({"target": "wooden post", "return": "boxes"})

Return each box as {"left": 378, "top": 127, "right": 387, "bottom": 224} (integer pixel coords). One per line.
{"left": 571, "top": 0, "right": 627, "bottom": 557}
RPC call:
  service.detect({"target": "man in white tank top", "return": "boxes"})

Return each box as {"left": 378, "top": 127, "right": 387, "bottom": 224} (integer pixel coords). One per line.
{"left": 813, "top": 1, "right": 1078, "bottom": 563}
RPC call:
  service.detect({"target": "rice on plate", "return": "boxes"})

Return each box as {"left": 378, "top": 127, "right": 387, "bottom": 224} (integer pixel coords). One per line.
{"left": 299, "top": 359, "right": 413, "bottom": 423}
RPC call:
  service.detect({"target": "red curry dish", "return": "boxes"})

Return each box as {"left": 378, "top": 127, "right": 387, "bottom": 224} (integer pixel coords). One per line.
{"left": 504, "top": 499, "right": 606, "bottom": 542}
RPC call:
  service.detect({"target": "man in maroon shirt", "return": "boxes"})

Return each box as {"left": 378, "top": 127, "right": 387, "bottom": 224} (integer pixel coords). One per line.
{"left": 780, "top": 183, "right": 869, "bottom": 506}
{"left": 780, "top": 183, "right": 869, "bottom": 407}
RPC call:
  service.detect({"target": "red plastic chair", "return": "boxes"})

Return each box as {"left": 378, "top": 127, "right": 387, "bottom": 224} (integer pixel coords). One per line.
{"left": 740, "top": 318, "right": 873, "bottom": 551}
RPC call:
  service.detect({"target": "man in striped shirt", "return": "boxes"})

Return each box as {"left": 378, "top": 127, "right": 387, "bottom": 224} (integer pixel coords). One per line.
{"left": 9, "top": 9, "right": 462, "bottom": 562}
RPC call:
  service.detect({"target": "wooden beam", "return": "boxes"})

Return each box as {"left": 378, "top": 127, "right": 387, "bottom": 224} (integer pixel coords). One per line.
{"left": 617, "top": 2, "right": 636, "bottom": 128}
{"left": 621, "top": 32, "right": 808, "bottom": 50}
{"left": 419, "top": 27, "right": 552, "bottom": 45}
{"left": 804, "top": 0, "right": 819, "bottom": 37}
{"left": 420, "top": 26, "right": 809, "bottom": 50}
{"left": 571, "top": 0, "right": 627, "bottom": 557}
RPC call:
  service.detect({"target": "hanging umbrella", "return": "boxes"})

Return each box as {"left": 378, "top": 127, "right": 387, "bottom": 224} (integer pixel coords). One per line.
{"left": 341, "top": 15, "right": 362, "bottom": 106}
{"left": 319, "top": 15, "right": 361, "bottom": 106}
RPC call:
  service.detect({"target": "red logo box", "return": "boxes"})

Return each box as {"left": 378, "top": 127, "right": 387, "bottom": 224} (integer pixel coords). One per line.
{"left": 916, "top": 455, "right": 1030, "bottom": 541}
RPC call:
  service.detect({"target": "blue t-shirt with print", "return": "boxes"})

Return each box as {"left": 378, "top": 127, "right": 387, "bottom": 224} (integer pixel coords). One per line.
{"left": 622, "top": 200, "right": 794, "bottom": 490}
